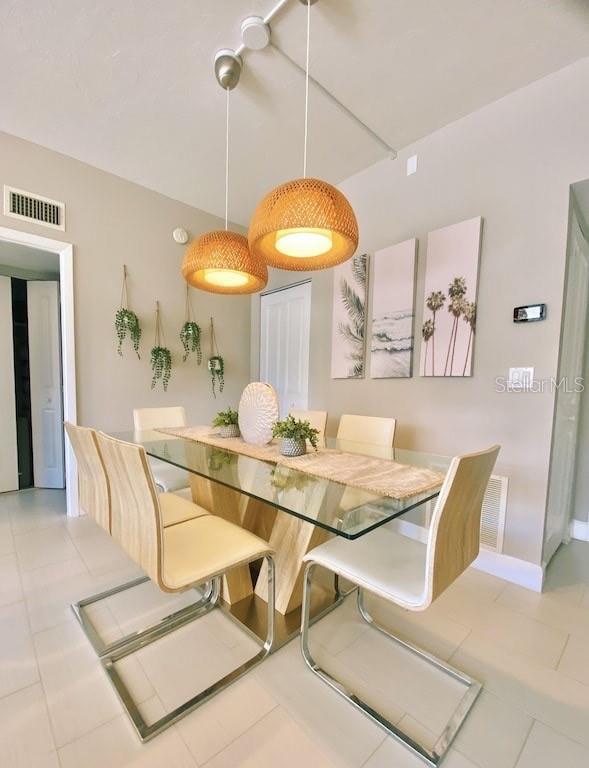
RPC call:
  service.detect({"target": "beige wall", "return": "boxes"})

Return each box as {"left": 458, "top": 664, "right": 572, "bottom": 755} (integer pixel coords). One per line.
{"left": 252, "top": 58, "right": 589, "bottom": 566}
{"left": 0, "top": 131, "right": 251, "bottom": 432}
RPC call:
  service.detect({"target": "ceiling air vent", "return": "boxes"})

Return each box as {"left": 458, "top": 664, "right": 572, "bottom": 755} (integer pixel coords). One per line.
{"left": 480, "top": 474, "right": 508, "bottom": 553}
{"left": 3, "top": 185, "right": 65, "bottom": 231}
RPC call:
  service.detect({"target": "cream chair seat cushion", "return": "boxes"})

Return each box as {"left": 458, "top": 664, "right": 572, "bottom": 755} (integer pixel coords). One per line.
{"left": 149, "top": 457, "right": 190, "bottom": 493}
{"left": 304, "top": 525, "right": 427, "bottom": 610}
{"left": 163, "top": 515, "right": 273, "bottom": 591}
{"left": 159, "top": 492, "right": 209, "bottom": 528}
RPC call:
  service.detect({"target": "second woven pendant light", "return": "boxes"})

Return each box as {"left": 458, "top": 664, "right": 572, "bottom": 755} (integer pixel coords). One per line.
{"left": 182, "top": 84, "right": 267, "bottom": 294}
{"left": 248, "top": 0, "right": 358, "bottom": 271}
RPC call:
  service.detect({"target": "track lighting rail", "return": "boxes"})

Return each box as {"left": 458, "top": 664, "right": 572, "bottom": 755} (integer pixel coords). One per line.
{"left": 219, "top": 0, "right": 397, "bottom": 160}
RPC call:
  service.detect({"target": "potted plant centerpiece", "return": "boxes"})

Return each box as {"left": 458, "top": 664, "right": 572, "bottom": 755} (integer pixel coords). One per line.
{"left": 212, "top": 407, "right": 240, "bottom": 438}
{"left": 272, "top": 415, "right": 319, "bottom": 458}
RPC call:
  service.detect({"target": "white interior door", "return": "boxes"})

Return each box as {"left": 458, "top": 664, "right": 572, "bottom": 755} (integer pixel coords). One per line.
{"left": 544, "top": 211, "right": 589, "bottom": 563}
{"left": 0, "top": 276, "right": 19, "bottom": 492}
{"left": 260, "top": 281, "right": 311, "bottom": 417}
{"left": 27, "top": 281, "right": 65, "bottom": 488}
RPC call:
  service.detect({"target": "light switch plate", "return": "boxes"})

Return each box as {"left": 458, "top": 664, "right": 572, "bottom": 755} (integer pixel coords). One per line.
{"left": 508, "top": 367, "right": 534, "bottom": 391}
{"left": 406, "top": 155, "right": 418, "bottom": 176}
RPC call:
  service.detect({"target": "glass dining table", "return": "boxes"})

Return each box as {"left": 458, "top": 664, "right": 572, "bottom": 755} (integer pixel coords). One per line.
{"left": 115, "top": 430, "right": 451, "bottom": 647}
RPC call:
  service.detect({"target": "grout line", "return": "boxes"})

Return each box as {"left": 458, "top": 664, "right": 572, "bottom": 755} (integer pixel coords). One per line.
{"left": 197, "top": 703, "right": 281, "bottom": 767}
{"left": 6, "top": 490, "right": 119, "bottom": 764}
{"left": 55, "top": 712, "right": 123, "bottom": 754}
{"left": 21, "top": 561, "right": 64, "bottom": 766}
{"left": 357, "top": 733, "right": 388, "bottom": 767}
{"left": 492, "top": 580, "right": 510, "bottom": 603}
{"left": 554, "top": 632, "right": 570, "bottom": 670}
{"left": 0, "top": 678, "right": 41, "bottom": 705}
{"left": 512, "top": 717, "right": 535, "bottom": 767}
{"left": 447, "top": 627, "right": 472, "bottom": 665}
{"left": 452, "top": 746, "right": 484, "bottom": 768}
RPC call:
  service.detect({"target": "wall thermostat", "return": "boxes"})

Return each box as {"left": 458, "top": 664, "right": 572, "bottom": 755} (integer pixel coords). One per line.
{"left": 173, "top": 227, "right": 189, "bottom": 244}
{"left": 513, "top": 303, "right": 546, "bottom": 323}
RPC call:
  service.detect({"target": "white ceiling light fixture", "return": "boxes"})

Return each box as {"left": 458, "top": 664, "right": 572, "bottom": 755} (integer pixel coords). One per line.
{"left": 240, "top": 16, "right": 271, "bottom": 51}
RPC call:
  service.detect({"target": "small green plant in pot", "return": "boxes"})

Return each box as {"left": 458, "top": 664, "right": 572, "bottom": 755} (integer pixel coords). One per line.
{"left": 272, "top": 415, "right": 319, "bottom": 458}
{"left": 212, "top": 407, "right": 240, "bottom": 438}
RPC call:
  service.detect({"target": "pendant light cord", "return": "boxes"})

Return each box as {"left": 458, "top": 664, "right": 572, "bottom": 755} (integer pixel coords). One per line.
{"left": 225, "top": 86, "right": 230, "bottom": 230}
{"left": 303, "top": 0, "right": 311, "bottom": 178}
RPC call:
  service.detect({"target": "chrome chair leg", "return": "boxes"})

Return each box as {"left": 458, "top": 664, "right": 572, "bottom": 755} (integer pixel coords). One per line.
{"left": 72, "top": 576, "right": 215, "bottom": 658}
{"left": 301, "top": 563, "right": 482, "bottom": 767}
{"left": 102, "top": 555, "right": 276, "bottom": 742}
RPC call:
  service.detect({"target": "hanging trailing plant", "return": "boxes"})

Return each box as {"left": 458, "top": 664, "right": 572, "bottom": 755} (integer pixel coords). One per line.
{"left": 207, "top": 317, "right": 224, "bottom": 398}
{"left": 150, "top": 301, "right": 172, "bottom": 390}
{"left": 180, "top": 286, "right": 202, "bottom": 364}
{"left": 208, "top": 355, "right": 224, "bottom": 397}
{"left": 115, "top": 265, "right": 142, "bottom": 358}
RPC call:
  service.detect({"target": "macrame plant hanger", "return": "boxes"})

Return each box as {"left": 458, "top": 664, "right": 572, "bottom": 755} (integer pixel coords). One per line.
{"left": 115, "top": 264, "right": 142, "bottom": 358}
{"left": 180, "top": 285, "right": 202, "bottom": 364}
{"left": 150, "top": 300, "right": 172, "bottom": 391}
{"left": 207, "top": 317, "right": 224, "bottom": 397}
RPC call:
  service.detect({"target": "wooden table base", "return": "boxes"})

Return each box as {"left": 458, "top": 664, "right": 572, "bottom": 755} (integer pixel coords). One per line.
{"left": 190, "top": 475, "right": 330, "bottom": 615}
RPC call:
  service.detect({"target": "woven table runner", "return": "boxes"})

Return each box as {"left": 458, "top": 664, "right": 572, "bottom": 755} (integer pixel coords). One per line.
{"left": 156, "top": 427, "right": 445, "bottom": 501}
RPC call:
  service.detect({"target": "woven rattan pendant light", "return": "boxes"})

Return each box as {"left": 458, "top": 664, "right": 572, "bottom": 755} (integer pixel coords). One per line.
{"left": 248, "top": 0, "right": 358, "bottom": 271}
{"left": 182, "top": 85, "right": 267, "bottom": 294}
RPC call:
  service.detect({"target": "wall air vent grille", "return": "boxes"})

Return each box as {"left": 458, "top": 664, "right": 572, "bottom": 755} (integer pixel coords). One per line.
{"left": 480, "top": 474, "right": 508, "bottom": 552}
{"left": 396, "top": 473, "right": 508, "bottom": 554}
{"left": 3, "top": 186, "right": 65, "bottom": 231}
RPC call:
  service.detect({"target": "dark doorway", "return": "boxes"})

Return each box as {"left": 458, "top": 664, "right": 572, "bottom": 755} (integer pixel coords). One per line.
{"left": 11, "top": 278, "right": 33, "bottom": 489}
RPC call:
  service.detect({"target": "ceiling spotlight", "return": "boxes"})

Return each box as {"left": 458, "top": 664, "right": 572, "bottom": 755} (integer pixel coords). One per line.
{"left": 240, "top": 16, "right": 271, "bottom": 50}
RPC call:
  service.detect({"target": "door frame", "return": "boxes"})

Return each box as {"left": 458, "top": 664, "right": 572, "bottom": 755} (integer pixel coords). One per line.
{"left": 0, "top": 226, "right": 78, "bottom": 516}
{"left": 542, "top": 196, "right": 589, "bottom": 563}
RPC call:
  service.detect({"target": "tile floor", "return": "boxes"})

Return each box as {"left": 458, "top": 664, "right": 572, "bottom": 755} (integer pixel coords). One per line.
{"left": 1, "top": 488, "right": 589, "bottom": 768}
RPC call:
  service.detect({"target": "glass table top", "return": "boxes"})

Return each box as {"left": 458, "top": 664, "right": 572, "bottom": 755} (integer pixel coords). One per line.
{"left": 113, "top": 431, "right": 451, "bottom": 540}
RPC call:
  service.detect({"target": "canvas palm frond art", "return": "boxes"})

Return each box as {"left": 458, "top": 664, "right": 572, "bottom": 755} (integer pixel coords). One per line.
{"left": 331, "top": 253, "right": 369, "bottom": 379}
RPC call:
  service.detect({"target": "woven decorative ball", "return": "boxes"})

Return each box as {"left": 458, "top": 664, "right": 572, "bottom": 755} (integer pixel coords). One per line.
{"left": 182, "top": 230, "right": 267, "bottom": 294}
{"left": 238, "top": 382, "right": 279, "bottom": 445}
{"left": 248, "top": 178, "right": 359, "bottom": 270}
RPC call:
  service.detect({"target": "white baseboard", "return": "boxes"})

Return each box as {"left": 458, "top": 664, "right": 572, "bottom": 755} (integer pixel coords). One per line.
{"left": 570, "top": 519, "right": 589, "bottom": 541}
{"left": 473, "top": 549, "right": 544, "bottom": 592}
{"left": 390, "top": 518, "right": 545, "bottom": 592}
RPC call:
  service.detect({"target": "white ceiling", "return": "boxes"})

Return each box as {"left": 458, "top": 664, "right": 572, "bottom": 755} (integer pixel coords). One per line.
{"left": 1, "top": 0, "right": 589, "bottom": 225}
{"left": 0, "top": 241, "right": 60, "bottom": 274}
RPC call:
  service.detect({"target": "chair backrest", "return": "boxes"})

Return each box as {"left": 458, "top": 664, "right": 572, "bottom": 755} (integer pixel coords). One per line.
{"left": 95, "top": 432, "right": 163, "bottom": 586}
{"left": 133, "top": 406, "right": 186, "bottom": 433}
{"left": 290, "top": 410, "right": 328, "bottom": 442}
{"left": 424, "top": 445, "right": 500, "bottom": 605}
{"left": 64, "top": 422, "right": 110, "bottom": 532}
{"left": 336, "top": 414, "right": 396, "bottom": 447}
